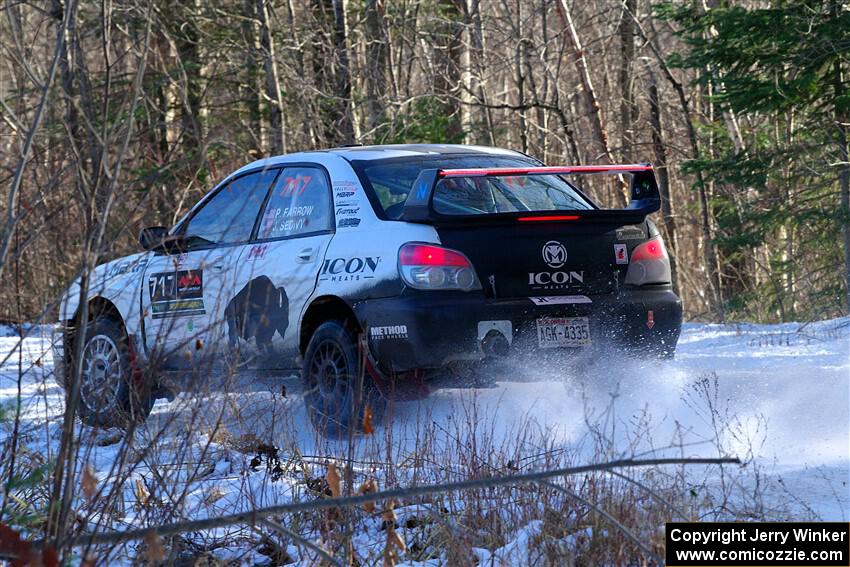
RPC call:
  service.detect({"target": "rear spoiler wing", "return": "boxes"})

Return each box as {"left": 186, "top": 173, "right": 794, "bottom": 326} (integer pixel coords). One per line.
{"left": 401, "top": 164, "right": 660, "bottom": 224}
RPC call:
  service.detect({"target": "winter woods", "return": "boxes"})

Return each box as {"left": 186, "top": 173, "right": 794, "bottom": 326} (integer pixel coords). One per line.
{"left": 1, "top": 0, "right": 848, "bottom": 322}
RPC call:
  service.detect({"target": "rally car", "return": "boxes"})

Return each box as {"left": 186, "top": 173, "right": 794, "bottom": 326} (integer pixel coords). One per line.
{"left": 54, "top": 144, "right": 682, "bottom": 435}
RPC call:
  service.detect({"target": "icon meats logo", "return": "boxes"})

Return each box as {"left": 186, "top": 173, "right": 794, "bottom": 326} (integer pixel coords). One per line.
{"left": 542, "top": 241, "right": 567, "bottom": 268}
{"left": 320, "top": 256, "right": 380, "bottom": 282}
{"left": 529, "top": 241, "right": 584, "bottom": 290}
{"left": 528, "top": 270, "right": 585, "bottom": 289}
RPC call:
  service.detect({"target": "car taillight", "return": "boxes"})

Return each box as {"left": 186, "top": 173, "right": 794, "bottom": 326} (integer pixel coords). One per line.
{"left": 624, "top": 236, "right": 672, "bottom": 285}
{"left": 398, "top": 243, "right": 481, "bottom": 291}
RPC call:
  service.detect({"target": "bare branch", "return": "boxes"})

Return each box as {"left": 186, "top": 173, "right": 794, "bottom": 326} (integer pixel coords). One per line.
{"left": 50, "top": 456, "right": 739, "bottom": 548}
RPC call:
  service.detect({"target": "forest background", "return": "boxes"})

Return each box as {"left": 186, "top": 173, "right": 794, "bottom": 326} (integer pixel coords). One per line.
{"left": 1, "top": 0, "right": 848, "bottom": 323}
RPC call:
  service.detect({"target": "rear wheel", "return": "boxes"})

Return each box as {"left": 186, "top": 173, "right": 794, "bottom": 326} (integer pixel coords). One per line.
{"left": 74, "top": 316, "right": 153, "bottom": 428}
{"left": 301, "top": 321, "right": 385, "bottom": 437}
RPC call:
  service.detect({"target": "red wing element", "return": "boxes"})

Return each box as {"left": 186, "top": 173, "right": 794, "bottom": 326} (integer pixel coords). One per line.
{"left": 438, "top": 165, "right": 653, "bottom": 177}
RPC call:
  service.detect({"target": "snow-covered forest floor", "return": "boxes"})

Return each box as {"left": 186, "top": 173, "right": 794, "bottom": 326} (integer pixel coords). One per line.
{"left": 1, "top": 318, "right": 847, "bottom": 565}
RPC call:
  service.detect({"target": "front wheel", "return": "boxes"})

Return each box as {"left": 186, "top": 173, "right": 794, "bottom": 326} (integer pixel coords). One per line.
{"left": 301, "top": 321, "right": 385, "bottom": 437}
{"left": 73, "top": 316, "right": 153, "bottom": 428}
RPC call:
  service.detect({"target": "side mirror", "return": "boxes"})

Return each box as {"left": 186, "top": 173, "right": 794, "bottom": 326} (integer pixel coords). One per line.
{"left": 138, "top": 226, "right": 169, "bottom": 251}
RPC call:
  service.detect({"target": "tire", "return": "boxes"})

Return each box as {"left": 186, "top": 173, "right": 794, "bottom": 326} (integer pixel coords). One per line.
{"left": 73, "top": 316, "right": 153, "bottom": 428}
{"left": 301, "top": 321, "right": 386, "bottom": 437}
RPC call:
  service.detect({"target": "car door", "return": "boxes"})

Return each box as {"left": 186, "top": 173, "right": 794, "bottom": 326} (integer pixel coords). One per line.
{"left": 225, "top": 165, "right": 335, "bottom": 370}
{"left": 141, "top": 168, "right": 280, "bottom": 368}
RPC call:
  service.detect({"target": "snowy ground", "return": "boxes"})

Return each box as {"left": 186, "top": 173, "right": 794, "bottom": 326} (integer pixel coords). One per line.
{"left": 0, "top": 317, "right": 848, "bottom": 563}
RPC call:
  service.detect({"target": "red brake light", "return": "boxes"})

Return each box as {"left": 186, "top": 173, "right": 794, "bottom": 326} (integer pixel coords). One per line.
{"left": 399, "top": 243, "right": 470, "bottom": 267}
{"left": 517, "top": 215, "right": 581, "bottom": 222}
{"left": 630, "top": 237, "right": 667, "bottom": 261}
{"left": 625, "top": 236, "right": 671, "bottom": 285}
{"left": 398, "top": 243, "right": 481, "bottom": 291}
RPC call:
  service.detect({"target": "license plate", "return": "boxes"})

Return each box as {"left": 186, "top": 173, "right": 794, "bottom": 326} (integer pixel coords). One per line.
{"left": 536, "top": 317, "right": 591, "bottom": 348}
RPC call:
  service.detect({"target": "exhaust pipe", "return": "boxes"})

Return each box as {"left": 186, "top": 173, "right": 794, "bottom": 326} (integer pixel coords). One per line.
{"left": 481, "top": 330, "right": 510, "bottom": 357}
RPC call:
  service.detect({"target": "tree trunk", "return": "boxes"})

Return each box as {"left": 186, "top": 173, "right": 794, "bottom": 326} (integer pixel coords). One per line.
{"left": 432, "top": 0, "right": 463, "bottom": 142}
{"left": 256, "top": 0, "right": 286, "bottom": 155}
{"left": 331, "top": 0, "right": 354, "bottom": 144}
{"left": 555, "top": 0, "right": 626, "bottom": 206}
{"left": 364, "top": 0, "right": 387, "bottom": 140}
{"left": 618, "top": 0, "right": 637, "bottom": 162}
{"left": 647, "top": 67, "right": 679, "bottom": 293}
{"left": 834, "top": 17, "right": 850, "bottom": 312}
{"left": 284, "top": 0, "right": 316, "bottom": 148}
{"left": 173, "top": 4, "right": 206, "bottom": 180}
{"left": 634, "top": 12, "right": 724, "bottom": 319}
{"left": 554, "top": 0, "right": 611, "bottom": 165}
{"left": 468, "top": 0, "right": 495, "bottom": 145}
{"left": 242, "top": 0, "right": 264, "bottom": 156}
{"left": 0, "top": 0, "right": 74, "bottom": 288}
{"left": 53, "top": 0, "right": 93, "bottom": 185}
{"left": 514, "top": 2, "right": 528, "bottom": 153}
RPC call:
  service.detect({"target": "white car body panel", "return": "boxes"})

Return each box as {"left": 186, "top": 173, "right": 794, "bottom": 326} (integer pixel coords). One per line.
{"left": 59, "top": 253, "right": 149, "bottom": 340}
{"left": 57, "top": 149, "right": 440, "bottom": 365}
{"left": 56, "top": 145, "right": 512, "bottom": 369}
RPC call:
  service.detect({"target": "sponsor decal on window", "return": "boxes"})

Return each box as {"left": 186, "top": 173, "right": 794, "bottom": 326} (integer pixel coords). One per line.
{"left": 370, "top": 325, "right": 408, "bottom": 340}
{"left": 259, "top": 206, "right": 315, "bottom": 238}
{"left": 279, "top": 174, "right": 312, "bottom": 196}
{"left": 614, "top": 243, "right": 628, "bottom": 264}
{"left": 148, "top": 270, "right": 205, "bottom": 319}
{"left": 105, "top": 257, "right": 148, "bottom": 278}
{"left": 529, "top": 295, "right": 592, "bottom": 305}
{"left": 337, "top": 217, "right": 361, "bottom": 228}
{"left": 319, "top": 257, "right": 380, "bottom": 282}
{"left": 247, "top": 244, "right": 269, "bottom": 260}
{"left": 615, "top": 224, "right": 647, "bottom": 240}
{"left": 416, "top": 178, "right": 430, "bottom": 200}
{"left": 501, "top": 176, "right": 528, "bottom": 188}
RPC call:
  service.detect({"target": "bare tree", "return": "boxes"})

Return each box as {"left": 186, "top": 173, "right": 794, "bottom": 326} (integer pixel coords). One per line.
{"left": 364, "top": 0, "right": 388, "bottom": 138}
{"left": 256, "top": 0, "right": 287, "bottom": 155}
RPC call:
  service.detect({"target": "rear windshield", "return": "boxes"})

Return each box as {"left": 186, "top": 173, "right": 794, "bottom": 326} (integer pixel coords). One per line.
{"left": 354, "top": 155, "right": 595, "bottom": 219}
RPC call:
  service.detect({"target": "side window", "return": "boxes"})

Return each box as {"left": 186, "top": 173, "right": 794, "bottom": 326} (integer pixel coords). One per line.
{"left": 257, "top": 167, "right": 332, "bottom": 240}
{"left": 184, "top": 169, "right": 278, "bottom": 246}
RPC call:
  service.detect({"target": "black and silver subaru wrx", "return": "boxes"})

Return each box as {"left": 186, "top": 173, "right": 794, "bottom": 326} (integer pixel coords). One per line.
{"left": 55, "top": 144, "right": 683, "bottom": 434}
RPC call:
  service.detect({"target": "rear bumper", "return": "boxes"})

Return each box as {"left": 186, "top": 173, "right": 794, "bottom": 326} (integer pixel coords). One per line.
{"left": 355, "top": 286, "right": 682, "bottom": 372}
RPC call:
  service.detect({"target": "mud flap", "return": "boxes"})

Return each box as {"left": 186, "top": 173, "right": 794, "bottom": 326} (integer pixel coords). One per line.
{"left": 360, "top": 334, "right": 429, "bottom": 401}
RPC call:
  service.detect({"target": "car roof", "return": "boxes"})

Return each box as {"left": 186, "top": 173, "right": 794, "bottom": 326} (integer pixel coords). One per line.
{"left": 252, "top": 144, "right": 527, "bottom": 167}
{"left": 227, "top": 144, "right": 536, "bottom": 180}
{"left": 324, "top": 144, "right": 527, "bottom": 161}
